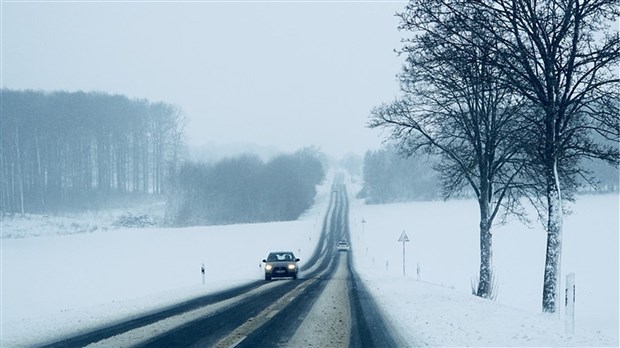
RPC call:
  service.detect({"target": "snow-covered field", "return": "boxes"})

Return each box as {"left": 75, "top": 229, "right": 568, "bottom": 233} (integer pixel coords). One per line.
{"left": 1, "top": 178, "right": 618, "bottom": 347}
{"left": 349, "top": 191, "right": 619, "bottom": 347}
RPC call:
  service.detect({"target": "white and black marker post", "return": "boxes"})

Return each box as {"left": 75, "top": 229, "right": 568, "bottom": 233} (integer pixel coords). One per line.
{"left": 398, "top": 230, "right": 410, "bottom": 276}
{"left": 201, "top": 263, "right": 206, "bottom": 285}
{"left": 565, "top": 273, "right": 575, "bottom": 335}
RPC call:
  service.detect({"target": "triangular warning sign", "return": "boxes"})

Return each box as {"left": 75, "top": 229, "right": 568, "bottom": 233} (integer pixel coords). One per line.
{"left": 398, "top": 231, "right": 410, "bottom": 242}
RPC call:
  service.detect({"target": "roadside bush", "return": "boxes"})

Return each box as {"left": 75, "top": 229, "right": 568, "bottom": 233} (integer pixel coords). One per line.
{"left": 113, "top": 213, "right": 158, "bottom": 228}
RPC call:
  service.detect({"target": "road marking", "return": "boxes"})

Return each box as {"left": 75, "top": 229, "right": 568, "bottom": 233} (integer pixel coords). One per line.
{"left": 227, "top": 335, "right": 247, "bottom": 348}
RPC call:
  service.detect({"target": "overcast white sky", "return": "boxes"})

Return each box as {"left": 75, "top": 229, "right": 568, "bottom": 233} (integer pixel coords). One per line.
{"left": 2, "top": 1, "right": 406, "bottom": 158}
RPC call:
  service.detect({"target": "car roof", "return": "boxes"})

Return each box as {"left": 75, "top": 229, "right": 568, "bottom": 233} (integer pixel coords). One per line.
{"left": 268, "top": 251, "right": 295, "bottom": 257}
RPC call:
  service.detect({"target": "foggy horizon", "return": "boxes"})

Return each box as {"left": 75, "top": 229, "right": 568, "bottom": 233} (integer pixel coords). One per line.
{"left": 2, "top": 1, "right": 407, "bottom": 158}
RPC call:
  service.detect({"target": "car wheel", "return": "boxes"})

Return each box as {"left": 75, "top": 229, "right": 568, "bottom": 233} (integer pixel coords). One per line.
{"left": 293, "top": 273, "right": 298, "bottom": 280}
{"left": 265, "top": 275, "right": 271, "bottom": 281}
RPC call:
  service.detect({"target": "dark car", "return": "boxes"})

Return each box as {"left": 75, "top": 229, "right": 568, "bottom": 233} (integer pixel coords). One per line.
{"left": 262, "top": 251, "right": 300, "bottom": 280}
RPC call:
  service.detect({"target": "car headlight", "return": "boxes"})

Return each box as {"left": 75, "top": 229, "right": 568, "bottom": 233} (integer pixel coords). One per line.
{"left": 288, "top": 264, "right": 296, "bottom": 270}
{"left": 265, "top": 264, "right": 273, "bottom": 271}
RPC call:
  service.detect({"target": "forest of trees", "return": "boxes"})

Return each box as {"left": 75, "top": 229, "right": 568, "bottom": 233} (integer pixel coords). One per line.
{"left": 168, "top": 148, "right": 326, "bottom": 226}
{"left": 1, "top": 89, "right": 185, "bottom": 213}
{"left": 358, "top": 146, "right": 440, "bottom": 203}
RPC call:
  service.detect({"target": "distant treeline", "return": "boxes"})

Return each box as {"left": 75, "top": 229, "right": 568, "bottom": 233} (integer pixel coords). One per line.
{"left": 358, "top": 146, "right": 440, "bottom": 204}
{"left": 359, "top": 145, "right": 618, "bottom": 205}
{"left": 1, "top": 89, "right": 185, "bottom": 213}
{"left": 577, "top": 157, "right": 619, "bottom": 193}
{"left": 169, "top": 148, "right": 325, "bottom": 226}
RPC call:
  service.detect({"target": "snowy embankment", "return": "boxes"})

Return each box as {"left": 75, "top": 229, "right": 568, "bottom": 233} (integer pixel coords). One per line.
{"left": 1, "top": 178, "right": 618, "bottom": 347}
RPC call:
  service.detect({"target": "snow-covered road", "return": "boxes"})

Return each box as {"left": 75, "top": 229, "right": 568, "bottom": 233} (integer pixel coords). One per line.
{"left": 288, "top": 254, "right": 351, "bottom": 347}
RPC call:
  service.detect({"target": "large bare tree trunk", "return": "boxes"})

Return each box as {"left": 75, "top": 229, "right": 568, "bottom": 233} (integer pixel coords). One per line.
{"left": 477, "top": 193, "right": 493, "bottom": 298}
{"left": 542, "top": 159, "right": 563, "bottom": 313}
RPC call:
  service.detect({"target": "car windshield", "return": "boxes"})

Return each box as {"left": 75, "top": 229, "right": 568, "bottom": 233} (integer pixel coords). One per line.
{"left": 267, "top": 253, "right": 295, "bottom": 262}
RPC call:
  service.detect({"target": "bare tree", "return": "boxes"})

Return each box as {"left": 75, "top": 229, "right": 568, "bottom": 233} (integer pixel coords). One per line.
{"left": 473, "top": 0, "right": 619, "bottom": 313}
{"left": 370, "top": 5, "right": 529, "bottom": 299}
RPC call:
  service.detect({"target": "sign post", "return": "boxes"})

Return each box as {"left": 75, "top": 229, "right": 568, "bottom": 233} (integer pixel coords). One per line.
{"left": 398, "top": 230, "right": 410, "bottom": 276}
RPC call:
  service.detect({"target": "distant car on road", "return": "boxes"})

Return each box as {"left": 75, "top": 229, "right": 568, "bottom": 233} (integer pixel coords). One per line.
{"left": 262, "top": 251, "right": 300, "bottom": 280}
{"left": 336, "top": 240, "right": 350, "bottom": 252}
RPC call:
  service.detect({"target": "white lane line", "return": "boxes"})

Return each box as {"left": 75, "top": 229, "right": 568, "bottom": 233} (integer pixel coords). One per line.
{"left": 227, "top": 335, "right": 247, "bottom": 348}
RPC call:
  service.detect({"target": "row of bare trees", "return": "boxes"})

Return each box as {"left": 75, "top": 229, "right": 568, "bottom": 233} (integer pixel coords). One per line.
{"left": 371, "top": 0, "right": 619, "bottom": 313}
{"left": 1, "top": 89, "right": 185, "bottom": 213}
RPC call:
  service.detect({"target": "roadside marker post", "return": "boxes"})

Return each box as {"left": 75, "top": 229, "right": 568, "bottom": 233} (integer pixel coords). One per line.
{"left": 565, "top": 273, "right": 575, "bottom": 335}
{"left": 398, "top": 230, "right": 410, "bottom": 276}
{"left": 417, "top": 262, "right": 421, "bottom": 281}
{"left": 201, "top": 263, "right": 206, "bottom": 285}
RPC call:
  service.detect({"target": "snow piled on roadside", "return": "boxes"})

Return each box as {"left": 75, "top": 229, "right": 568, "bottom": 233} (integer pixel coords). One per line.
{"left": 1, "top": 178, "right": 618, "bottom": 347}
